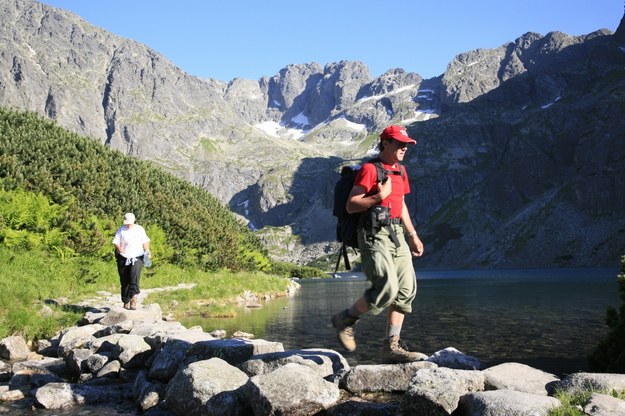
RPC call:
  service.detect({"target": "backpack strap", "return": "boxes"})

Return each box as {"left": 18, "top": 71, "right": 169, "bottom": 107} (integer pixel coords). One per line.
{"left": 368, "top": 158, "right": 404, "bottom": 183}
{"left": 366, "top": 158, "right": 402, "bottom": 248}
{"left": 333, "top": 242, "right": 351, "bottom": 275}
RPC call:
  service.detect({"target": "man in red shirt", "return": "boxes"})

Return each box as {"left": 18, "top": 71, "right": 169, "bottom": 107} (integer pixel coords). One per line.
{"left": 331, "top": 125, "right": 426, "bottom": 363}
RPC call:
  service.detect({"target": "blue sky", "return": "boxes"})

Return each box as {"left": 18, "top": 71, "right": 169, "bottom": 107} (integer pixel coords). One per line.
{"left": 40, "top": 1, "right": 623, "bottom": 82}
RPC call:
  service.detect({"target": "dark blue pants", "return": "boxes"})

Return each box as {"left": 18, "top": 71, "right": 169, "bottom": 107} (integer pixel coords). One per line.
{"left": 116, "top": 253, "right": 144, "bottom": 303}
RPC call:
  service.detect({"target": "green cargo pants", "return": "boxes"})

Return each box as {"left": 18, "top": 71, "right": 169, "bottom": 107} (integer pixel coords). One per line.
{"left": 358, "top": 223, "right": 417, "bottom": 315}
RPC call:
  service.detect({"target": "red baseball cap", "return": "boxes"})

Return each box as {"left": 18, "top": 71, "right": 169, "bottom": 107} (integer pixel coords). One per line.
{"left": 379, "top": 125, "right": 417, "bottom": 144}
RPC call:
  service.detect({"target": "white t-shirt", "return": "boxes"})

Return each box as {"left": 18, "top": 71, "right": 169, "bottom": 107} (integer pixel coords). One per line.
{"left": 112, "top": 224, "right": 150, "bottom": 259}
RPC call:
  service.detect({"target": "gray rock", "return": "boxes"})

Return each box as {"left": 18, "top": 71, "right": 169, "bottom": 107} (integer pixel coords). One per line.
{"left": 184, "top": 338, "right": 284, "bottom": 367}
{"left": 129, "top": 320, "right": 186, "bottom": 337}
{"left": 401, "top": 367, "right": 484, "bottom": 415}
{"left": 239, "top": 348, "right": 349, "bottom": 379}
{"left": 99, "top": 306, "right": 161, "bottom": 326}
{"left": 483, "top": 362, "right": 560, "bottom": 395}
{"left": 30, "top": 372, "right": 65, "bottom": 387}
{"left": 149, "top": 339, "right": 193, "bottom": 382}
{"left": 557, "top": 372, "right": 625, "bottom": 395}
{"left": 65, "top": 348, "right": 92, "bottom": 377}
{"left": 57, "top": 324, "right": 105, "bottom": 357}
{"left": 458, "top": 390, "right": 562, "bottom": 416}
{"left": 134, "top": 370, "right": 166, "bottom": 411}
{"left": 209, "top": 330, "right": 227, "bottom": 339}
{"left": 583, "top": 393, "right": 625, "bottom": 416}
{"left": 165, "top": 357, "right": 250, "bottom": 416}
{"left": 0, "top": 361, "right": 11, "bottom": 382}
{"left": 115, "top": 334, "right": 152, "bottom": 368}
{"left": 80, "top": 311, "right": 107, "bottom": 325}
{"left": 85, "top": 353, "right": 110, "bottom": 373}
{"left": 11, "top": 357, "right": 66, "bottom": 378}
{"left": 36, "top": 337, "right": 59, "bottom": 357}
{"left": 0, "top": 336, "right": 31, "bottom": 360}
{"left": 0, "top": 386, "right": 26, "bottom": 401}
{"left": 428, "top": 347, "right": 481, "bottom": 370}
{"left": 34, "top": 381, "right": 132, "bottom": 409}
{"left": 87, "top": 333, "right": 125, "bottom": 353}
{"left": 342, "top": 361, "right": 437, "bottom": 394}
{"left": 8, "top": 371, "right": 33, "bottom": 390}
{"left": 244, "top": 363, "right": 340, "bottom": 416}
{"left": 96, "top": 360, "right": 121, "bottom": 378}
{"left": 146, "top": 330, "right": 215, "bottom": 348}
{"left": 93, "top": 320, "right": 135, "bottom": 337}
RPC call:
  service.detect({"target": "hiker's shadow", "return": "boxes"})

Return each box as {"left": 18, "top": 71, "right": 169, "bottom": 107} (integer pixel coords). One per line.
{"left": 229, "top": 156, "right": 345, "bottom": 245}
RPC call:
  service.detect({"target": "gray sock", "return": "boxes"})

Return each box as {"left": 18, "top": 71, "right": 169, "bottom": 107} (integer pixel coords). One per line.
{"left": 387, "top": 324, "right": 401, "bottom": 339}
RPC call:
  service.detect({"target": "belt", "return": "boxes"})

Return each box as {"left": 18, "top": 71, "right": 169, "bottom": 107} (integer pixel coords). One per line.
{"left": 390, "top": 218, "right": 402, "bottom": 224}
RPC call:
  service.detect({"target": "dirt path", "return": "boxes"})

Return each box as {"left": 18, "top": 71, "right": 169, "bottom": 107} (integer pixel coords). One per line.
{"left": 77, "top": 283, "right": 197, "bottom": 309}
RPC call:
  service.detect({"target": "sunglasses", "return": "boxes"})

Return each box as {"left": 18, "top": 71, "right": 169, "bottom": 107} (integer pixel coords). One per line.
{"left": 387, "top": 139, "right": 408, "bottom": 148}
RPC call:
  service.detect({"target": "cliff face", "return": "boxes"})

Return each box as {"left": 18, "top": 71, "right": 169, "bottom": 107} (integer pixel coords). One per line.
{"left": 408, "top": 28, "right": 625, "bottom": 269}
{"left": 1, "top": 0, "right": 624, "bottom": 269}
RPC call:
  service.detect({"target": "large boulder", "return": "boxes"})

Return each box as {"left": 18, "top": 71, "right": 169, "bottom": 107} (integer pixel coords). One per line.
{"left": 98, "top": 305, "right": 162, "bottom": 326}
{"left": 34, "top": 381, "right": 132, "bottom": 409}
{"left": 183, "top": 338, "right": 284, "bottom": 367}
{"left": 65, "top": 348, "right": 92, "bottom": 378}
{"left": 483, "top": 362, "right": 559, "bottom": 395}
{"left": 239, "top": 348, "right": 349, "bottom": 379}
{"left": 243, "top": 363, "right": 340, "bottom": 416}
{"left": 148, "top": 339, "right": 194, "bottom": 382}
{"left": 583, "top": 393, "right": 625, "bottom": 415}
{"left": 342, "top": 361, "right": 436, "bottom": 394}
{"left": 556, "top": 372, "right": 625, "bottom": 395}
{"left": 458, "top": 390, "right": 562, "bottom": 416}
{"left": 0, "top": 336, "right": 31, "bottom": 361}
{"left": 57, "top": 324, "right": 105, "bottom": 357}
{"left": 115, "top": 334, "right": 152, "bottom": 368}
{"left": 401, "top": 367, "right": 484, "bottom": 415}
{"left": 165, "top": 357, "right": 250, "bottom": 416}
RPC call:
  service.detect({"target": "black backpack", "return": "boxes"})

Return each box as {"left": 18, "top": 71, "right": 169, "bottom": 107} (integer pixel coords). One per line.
{"left": 332, "top": 158, "right": 403, "bottom": 273}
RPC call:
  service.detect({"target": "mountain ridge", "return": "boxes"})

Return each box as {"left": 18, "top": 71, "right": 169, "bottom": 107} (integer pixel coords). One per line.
{"left": 1, "top": 0, "right": 624, "bottom": 269}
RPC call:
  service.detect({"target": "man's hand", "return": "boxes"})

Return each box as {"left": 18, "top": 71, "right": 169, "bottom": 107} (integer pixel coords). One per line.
{"left": 377, "top": 177, "right": 392, "bottom": 201}
{"left": 409, "top": 235, "right": 424, "bottom": 257}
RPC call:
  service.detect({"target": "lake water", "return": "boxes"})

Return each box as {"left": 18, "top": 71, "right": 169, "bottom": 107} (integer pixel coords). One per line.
{"left": 182, "top": 267, "right": 621, "bottom": 378}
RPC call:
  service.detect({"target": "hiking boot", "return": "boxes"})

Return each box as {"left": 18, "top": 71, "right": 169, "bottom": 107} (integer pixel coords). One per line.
{"left": 331, "top": 309, "right": 359, "bottom": 352}
{"left": 382, "top": 335, "right": 428, "bottom": 363}
{"left": 123, "top": 302, "right": 130, "bottom": 310}
{"left": 129, "top": 296, "right": 138, "bottom": 310}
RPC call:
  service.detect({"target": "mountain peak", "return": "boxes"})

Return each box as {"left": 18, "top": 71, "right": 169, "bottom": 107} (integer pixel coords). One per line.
{"left": 615, "top": 7, "right": 625, "bottom": 44}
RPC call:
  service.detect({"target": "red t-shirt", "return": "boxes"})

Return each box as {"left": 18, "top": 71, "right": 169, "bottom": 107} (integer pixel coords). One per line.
{"left": 354, "top": 162, "right": 410, "bottom": 219}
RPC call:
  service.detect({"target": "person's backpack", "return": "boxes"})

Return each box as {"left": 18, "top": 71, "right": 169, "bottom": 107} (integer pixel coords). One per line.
{"left": 332, "top": 158, "right": 404, "bottom": 273}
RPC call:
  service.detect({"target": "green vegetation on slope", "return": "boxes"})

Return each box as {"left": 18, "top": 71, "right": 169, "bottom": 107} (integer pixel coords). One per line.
{"left": 0, "top": 107, "right": 324, "bottom": 341}
{"left": 0, "top": 107, "right": 269, "bottom": 271}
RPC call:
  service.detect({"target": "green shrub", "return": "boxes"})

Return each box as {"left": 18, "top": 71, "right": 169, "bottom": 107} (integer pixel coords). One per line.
{"left": 0, "top": 107, "right": 270, "bottom": 272}
{"left": 588, "top": 254, "right": 625, "bottom": 372}
{"left": 269, "top": 261, "right": 326, "bottom": 279}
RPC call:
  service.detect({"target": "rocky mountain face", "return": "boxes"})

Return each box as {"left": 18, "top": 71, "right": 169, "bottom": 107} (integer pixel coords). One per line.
{"left": 1, "top": 0, "right": 624, "bottom": 269}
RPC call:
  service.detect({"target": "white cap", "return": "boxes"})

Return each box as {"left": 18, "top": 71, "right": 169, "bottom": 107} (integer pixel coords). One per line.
{"left": 123, "top": 213, "right": 136, "bottom": 225}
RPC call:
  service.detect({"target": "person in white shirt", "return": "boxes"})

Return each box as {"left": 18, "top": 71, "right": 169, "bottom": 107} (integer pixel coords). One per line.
{"left": 112, "top": 213, "right": 150, "bottom": 310}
